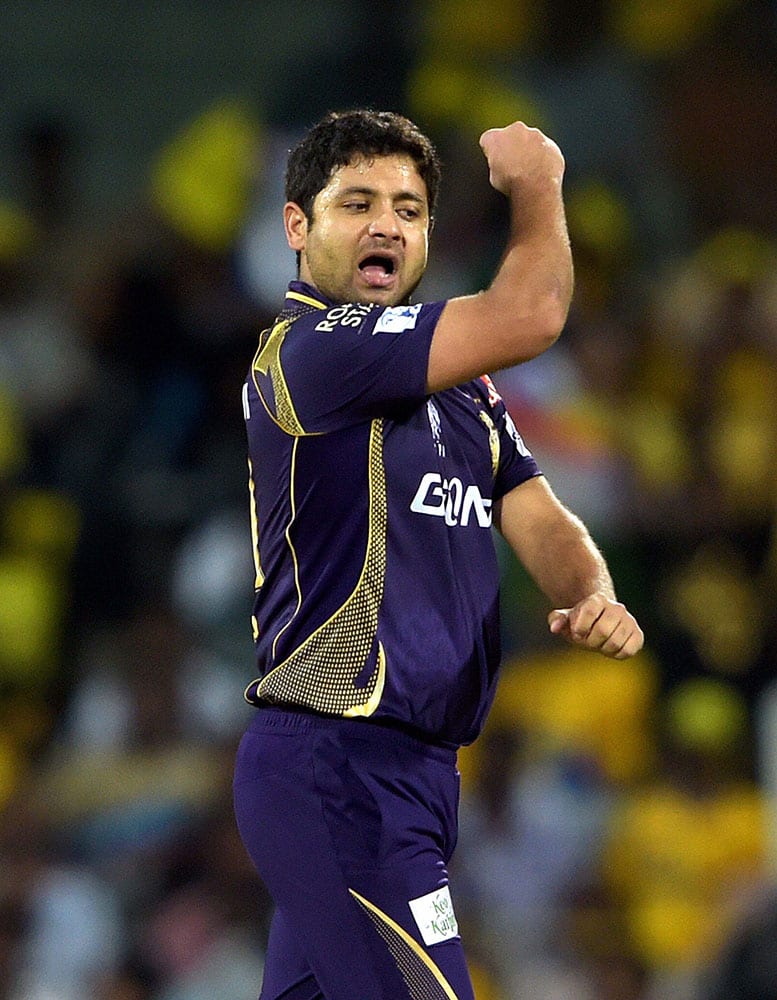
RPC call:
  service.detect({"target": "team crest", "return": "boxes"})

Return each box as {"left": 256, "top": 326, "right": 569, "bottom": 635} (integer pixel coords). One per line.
{"left": 479, "top": 410, "right": 500, "bottom": 476}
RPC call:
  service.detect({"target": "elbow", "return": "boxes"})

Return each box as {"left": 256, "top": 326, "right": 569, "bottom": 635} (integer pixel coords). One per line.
{"left": 487, "top": 240, "right": 573, "bottom": 365}
{"left": 502, "top": 273, "right": 573, "bottom": 363}
{"left": 536, "top": 272, "right": 574, "bottom": 349}
{"left": 531, "top": 261, "right": 574, "bottom": 354}
{"left": 518, "top": 294, "right": 569, "bottom": 360}
{"left": 539, "top": 296, "right": 569, "bottom": 348}
{"left": 488, "top": 304, "right": 566, "bottom": 371}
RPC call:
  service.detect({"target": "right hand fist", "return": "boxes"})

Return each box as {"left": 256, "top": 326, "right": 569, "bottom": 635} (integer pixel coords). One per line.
{"left": 479, "top": 122, "right": 565, "bottom": 197}
{"left": 547, "top": 594, "right": 644, "bottom": 660}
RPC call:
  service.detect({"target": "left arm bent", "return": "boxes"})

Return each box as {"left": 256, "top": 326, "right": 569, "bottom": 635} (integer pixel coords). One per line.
{"left": 493, "top": 475, "right": 644, "bottom": 659}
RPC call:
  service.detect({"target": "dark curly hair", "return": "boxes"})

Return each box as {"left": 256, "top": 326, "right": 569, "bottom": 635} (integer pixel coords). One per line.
{"left": 285, "top": 109, "right": 441, "bottom": 224}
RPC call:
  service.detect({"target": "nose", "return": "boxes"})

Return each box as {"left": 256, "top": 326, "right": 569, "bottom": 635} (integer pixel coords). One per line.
{"left": 367, "top": 206, "right": 402, "bottom": 239}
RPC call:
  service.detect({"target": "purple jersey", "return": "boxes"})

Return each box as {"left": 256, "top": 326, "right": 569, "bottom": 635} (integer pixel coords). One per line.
{"left": 242, "top": 281, "right": 540, "bottom": 746}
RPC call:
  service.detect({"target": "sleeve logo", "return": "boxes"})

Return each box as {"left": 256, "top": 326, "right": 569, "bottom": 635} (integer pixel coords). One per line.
{"left": 373, "top": 303, "right": 422, "bottom": 334}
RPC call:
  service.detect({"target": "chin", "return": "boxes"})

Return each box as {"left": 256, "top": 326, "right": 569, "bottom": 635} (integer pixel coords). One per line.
{"left": 353, "top": 289, "right": 399, "bottom": 307}
{"left": 365, "top": 283, "right": 418, "bottom": 308}
{"left": 370, "top": 291, "right": 407, "bottom": 307}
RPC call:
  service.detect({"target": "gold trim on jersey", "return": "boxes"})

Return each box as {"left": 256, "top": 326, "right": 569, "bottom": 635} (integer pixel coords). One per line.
{"left": 286, "top": 289, "right": 327, "bottom": 310}
{"left": 247, "top": 457, "right": 264, "bottom": 590}
{"left": 255, "top": 418, "right": 388, "bottom": 717}
{"left": 252, "top": 319, "right": 308, "bottom": 436}
{"left": 349, "top": 889, "right": 460, "bottom": 1000}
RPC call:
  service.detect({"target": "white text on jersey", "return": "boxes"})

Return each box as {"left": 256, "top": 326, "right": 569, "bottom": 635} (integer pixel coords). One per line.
{"left": 410, "top": 473, "right": 492, "bottom": 528}
{"left": 315, "top": 303, "right": 374, "bottom": 331}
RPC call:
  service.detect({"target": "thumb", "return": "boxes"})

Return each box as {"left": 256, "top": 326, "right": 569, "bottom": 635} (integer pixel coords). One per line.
{"left": 548, "top": 609, "right": 570, "bottom": 634}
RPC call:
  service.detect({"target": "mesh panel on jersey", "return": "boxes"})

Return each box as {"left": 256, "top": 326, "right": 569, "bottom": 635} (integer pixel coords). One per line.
{"left": 257, "top": 418, "right": 387, "bottom": 716}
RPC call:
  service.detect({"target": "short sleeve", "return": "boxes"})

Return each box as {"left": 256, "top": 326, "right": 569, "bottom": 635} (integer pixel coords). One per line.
{"left": 255, "top": 301, "right": 445, "bottom": 434}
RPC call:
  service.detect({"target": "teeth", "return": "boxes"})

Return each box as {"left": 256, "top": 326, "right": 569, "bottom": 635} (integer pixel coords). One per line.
{"left": 361, "top": 256, "right": 393, "bottom": 274}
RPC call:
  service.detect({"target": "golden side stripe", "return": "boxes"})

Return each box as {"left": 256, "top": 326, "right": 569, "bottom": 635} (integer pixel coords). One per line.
{"left": 343, "top": 642, "right": 386, "bottom": 718}
{"left": 253, "top": 320, "right": 307, "bottom": 436}
{"left": 247, "top": 458, "right": 264, "bottom": 590}
{"left": 349, "top": 890, "right": 460, "bottom": 1000}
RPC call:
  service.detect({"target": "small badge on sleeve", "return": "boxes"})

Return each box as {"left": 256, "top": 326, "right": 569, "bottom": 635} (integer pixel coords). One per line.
{"left": 407, "top": 886, "right": 459, "bottom": 945}
{"left": 373, "top": 303, "right": 422, "bottom": 334}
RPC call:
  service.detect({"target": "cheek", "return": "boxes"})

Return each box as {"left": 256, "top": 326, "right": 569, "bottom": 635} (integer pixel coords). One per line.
{"left": 409, "top": 231, "right": 429, "bottom": 272}
{"left": 306, "top": 227, "right": 338, "bottom": 271}
{"left": 310, "top": 221, "right": 351, "bottom": 264}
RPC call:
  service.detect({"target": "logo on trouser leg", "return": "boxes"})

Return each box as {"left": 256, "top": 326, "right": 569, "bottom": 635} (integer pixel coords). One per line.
{"left": 408, "top": 886, "right": 459, "bottom": 946}
{"left": 350, "top": 889, "right": 460, "bottom": 1000}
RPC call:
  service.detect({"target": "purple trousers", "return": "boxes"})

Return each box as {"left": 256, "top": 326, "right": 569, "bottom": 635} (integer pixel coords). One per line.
{"left": 233, "top": 706, "right": 475, "bottom": 1000}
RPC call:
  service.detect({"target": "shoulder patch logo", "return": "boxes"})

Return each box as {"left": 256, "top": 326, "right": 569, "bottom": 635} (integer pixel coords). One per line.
{"left": 373, "top": 303, "right": 422, "bottom": 334}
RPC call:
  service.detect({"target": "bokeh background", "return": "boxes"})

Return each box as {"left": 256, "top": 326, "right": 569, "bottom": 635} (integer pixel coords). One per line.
{"left": 1, "top": 1, "right": 777, "bottom": 998}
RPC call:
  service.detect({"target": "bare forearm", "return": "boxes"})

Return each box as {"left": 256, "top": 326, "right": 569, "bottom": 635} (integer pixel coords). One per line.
{"left": 495, "top": 478, "right": 613, "bottom": 604}
{"left": 496, "top": 477, "right": 644, "bottom": 659}
{"left": 521, "top": 511, "right": 616, "bottom": 609}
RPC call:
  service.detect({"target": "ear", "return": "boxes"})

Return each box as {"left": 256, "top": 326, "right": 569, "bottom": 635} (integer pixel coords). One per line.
{"left": 284, "top": 201, "right": 308, "bottom": 252}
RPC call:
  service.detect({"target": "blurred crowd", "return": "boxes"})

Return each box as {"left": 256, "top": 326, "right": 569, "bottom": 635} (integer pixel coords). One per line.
{"left": 1, "top": 1, "right": 777, "bottom": 998}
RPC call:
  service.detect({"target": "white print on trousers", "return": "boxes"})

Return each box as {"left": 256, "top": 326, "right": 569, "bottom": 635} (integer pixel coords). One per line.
{"left": 407, "top": 886, "right": 459, "bottom": 946}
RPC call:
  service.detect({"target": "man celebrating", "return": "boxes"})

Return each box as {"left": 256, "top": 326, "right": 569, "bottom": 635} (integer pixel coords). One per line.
{"left": 233, "top": 109, "right": 643, "bottom": 1000}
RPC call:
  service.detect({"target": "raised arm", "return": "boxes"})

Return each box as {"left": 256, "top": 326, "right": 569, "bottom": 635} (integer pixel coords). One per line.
{"left": 426, "top": 122, "right": 573, "bottom": 393}
{"left": 494, "top": 476, "right": 644, "bottom": 660}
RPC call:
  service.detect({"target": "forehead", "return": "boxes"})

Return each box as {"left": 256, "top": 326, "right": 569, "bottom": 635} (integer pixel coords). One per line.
{"left": 321, "top": 153, "right": 428, "bottom": 203}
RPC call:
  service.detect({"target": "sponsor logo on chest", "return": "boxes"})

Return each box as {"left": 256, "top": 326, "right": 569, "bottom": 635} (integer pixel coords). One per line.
{"left": 410, "top": 472, "right": 492, "bottom": 528}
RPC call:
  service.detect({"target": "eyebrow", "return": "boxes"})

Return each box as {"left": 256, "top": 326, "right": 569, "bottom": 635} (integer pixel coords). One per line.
{"left": 338, "top": 185, "right": 427, "bottom": 206}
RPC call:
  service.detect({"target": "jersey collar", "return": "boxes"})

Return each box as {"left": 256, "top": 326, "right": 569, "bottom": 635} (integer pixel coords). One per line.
{"left": 285, "top": 280, "right": 331, "bottom": 312}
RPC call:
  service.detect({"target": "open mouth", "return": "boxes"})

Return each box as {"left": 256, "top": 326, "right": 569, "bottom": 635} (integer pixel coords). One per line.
{"left": 359, "top": 253, "right": 397, "bottom": 287}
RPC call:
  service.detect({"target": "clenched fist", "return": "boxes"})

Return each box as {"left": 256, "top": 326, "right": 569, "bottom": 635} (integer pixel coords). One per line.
{"left": 480, "top": 121, "right": 565, "bottom": 197}
{"left": 548, "top": 593, "right": 644, "bottom": 659}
